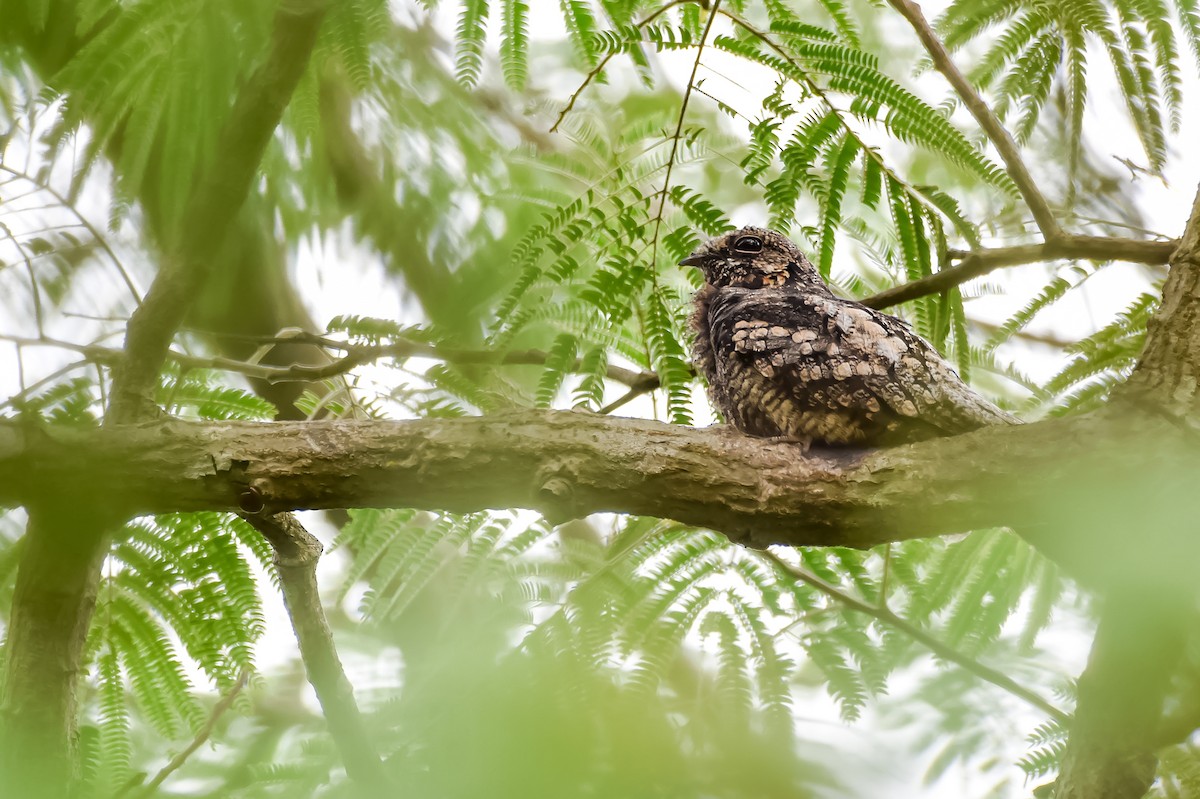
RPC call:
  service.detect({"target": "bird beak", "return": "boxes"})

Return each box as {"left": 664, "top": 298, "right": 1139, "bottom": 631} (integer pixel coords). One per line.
{"left": 679, "top": 254, "right": 707, "bottom": 268}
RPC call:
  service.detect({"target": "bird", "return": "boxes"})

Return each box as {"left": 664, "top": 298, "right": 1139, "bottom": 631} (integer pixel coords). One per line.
{"left": 682, "top": 226, "right": 1017, "bottom": 447}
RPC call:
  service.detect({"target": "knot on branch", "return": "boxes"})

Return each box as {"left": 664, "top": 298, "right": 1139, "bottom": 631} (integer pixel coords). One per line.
{"left": 535, "top": 464, "right": 580, "bottom": 525}
{"left": 238, "top": 485, "right": 266, "bottom": 514}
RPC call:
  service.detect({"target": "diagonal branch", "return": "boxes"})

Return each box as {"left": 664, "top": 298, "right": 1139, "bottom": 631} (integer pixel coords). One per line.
{"left": 117, "top": 672, "right": 249, "bottom": 799}
{"left": 241, "top": 512, "right": 390, "bottom": 789}
{"left": 107, "top": 0, "right": 330, "bottom": 422}
{"left": 765, "top": 552, "right": 1068, "bottom": 722}
{"left": 882, "top": 0, "right": 1062, "bottom": 241}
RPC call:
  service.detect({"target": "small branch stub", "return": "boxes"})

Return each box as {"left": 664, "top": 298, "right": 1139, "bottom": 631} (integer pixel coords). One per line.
{"left": 536, "top": 467, "right": 578, "bottom": 526}
{"left": 238, "top": 485, "right": 266, "bottom": 514}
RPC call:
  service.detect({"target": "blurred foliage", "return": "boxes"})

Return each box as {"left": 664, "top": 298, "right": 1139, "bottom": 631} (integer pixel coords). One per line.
{"left": 0, "top": 0, "right": 1198, "bottom": 795}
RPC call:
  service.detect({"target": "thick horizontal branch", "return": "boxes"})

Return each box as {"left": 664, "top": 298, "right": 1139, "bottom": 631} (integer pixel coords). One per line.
{"left": 2, "top": 409, "right": 1198, "bottom": 581}
{"left": 863, "top": 235, "right": 1178, "bottom": 309}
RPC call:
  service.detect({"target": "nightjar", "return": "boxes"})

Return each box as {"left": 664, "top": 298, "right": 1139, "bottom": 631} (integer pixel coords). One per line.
{"left": 684, "top": 226, "right": 1017, "bottom": 446}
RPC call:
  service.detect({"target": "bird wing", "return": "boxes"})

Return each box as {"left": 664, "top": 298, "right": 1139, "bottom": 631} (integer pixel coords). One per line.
{"left": 706, "top": 288, "right": 1015, "bottom": 441}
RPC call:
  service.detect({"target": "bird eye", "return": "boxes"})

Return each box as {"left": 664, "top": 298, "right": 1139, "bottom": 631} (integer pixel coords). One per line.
{"left": 733, "top": 235, "right": 763, "bottom": 254}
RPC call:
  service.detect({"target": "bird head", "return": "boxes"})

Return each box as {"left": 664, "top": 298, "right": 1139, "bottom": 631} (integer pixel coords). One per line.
{"left": 679, "top": 226, "right": 829, "bottom": 294}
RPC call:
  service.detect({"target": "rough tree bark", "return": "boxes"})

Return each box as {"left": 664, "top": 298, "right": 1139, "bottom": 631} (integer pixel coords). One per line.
{"left": 1124, "top": 189, "right": 1200, "bottom": 416}
{"left": 1051, "top": 188, "right": 1200, "bottom": 799}
{"left": 0, "top": 408, "right": 1196, "bottom": 582}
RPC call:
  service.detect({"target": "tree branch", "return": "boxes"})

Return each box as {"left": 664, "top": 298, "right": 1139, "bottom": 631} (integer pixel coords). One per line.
{"left": 1054, "top": 589, "right": 1191, "bottom": 799}
{"left": 882, "top": 0, "right": 1062, "bottom": 240}
{"left": 862, "top": 236, "right": 1178, "bottom": 309}
{"left": 107, "top": 0, "right": 329, "bottom": 422}
{"left": 766, "top": 552, "right": 1068, "bottom": 722}
{"left": 121, "top": 672, "right": 249, "bottom": 799}
{"left": 2, "top": 408, "right": 1198, "bottom": 584}
{"left": 241, "top": 512, "right": 389, "bottom": 789}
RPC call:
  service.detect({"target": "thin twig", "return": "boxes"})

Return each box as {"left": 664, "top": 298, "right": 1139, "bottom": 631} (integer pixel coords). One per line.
{"left": 1, "top": 334, "right": 661, "bottom": 390}
{"left": 649, "top": 0, "right": 722, "bottom": 272}
{"left": 549, "top": 0, "right": 691, "bottom": 133}
{"left": 0, "top": 358, "right": 93, "bottom": 411}
{"left": 765, "top": 551, "right": 1069, "bottom": 723}
{"left": 882, "top": 0, "right": 1061, "bottom": 240}
{"left": 0, "top": 165, "right": 141, "bottom": 304}
{"left": 118, "top": 672, "right": 249, "bottom": 799}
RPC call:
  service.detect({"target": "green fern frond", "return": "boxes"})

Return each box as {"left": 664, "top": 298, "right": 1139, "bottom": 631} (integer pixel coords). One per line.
{"left": 501, "top": 0, "right": 531, "bottom": 89}
{"left": 560, "top": 0, "right": 601, "bottom": 66}
{"left": 817, "top": 133, "right": 860, "bottom": 278}
{"left": 572, "top": 345, "right": 610, "bottom": 409}
{"left": 92, "top": 646, "right": 132, "bottom": 789}
{"left": 536, "top": 332, "right": 579, "bottom": 407}
{"left": 986, "top": 267, "right": 1091, "bottom": 349}
{"left": 969, "top": 9, "right": 1053, "bottom": 90}
{"left": 644, "top": 285, "right": 694, "bottom": 425}
{"left": 805, "top": 635, "right": 869, "bottom": 720}
{"left": 937, "top": 0, "right": 1026, "bottom": 51}
{"left": 455, "top": 0, "right": 490, "bottom": 86}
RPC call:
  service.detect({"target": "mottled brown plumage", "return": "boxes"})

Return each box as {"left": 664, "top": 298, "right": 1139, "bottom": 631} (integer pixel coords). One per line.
{"left": 684, "top": 226, "right": 1016, "bottom": 446}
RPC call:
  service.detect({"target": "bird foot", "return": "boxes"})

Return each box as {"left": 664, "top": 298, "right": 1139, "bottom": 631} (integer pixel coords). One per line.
{"left": 759, "top": 434, "right": 813, "bottom": 453}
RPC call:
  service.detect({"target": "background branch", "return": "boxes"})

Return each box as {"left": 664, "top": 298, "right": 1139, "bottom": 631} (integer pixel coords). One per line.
{"left": 863, "top": 236, "right": 1178, "bottom": 309}
{"left": 766, "top": 552, "right": 1067, "bottom": 722}
{"left": 883, "top": 0, "right": 1061, "bottom": 240}
{"left": 242, "top": 512, "right": 389, "bottom": 790}
{"left": 107, "top": 0, "right": 329, "bottom": 422}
